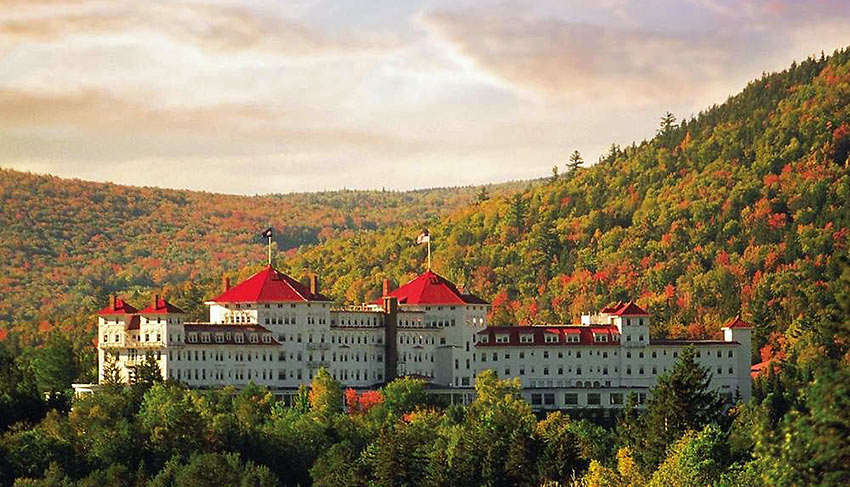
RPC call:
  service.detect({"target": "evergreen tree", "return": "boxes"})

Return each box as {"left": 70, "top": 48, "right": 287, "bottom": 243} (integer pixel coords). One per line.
{"left": 100, "top": 352, "right": 124, "bottom": 391}
{"left": 657, "top": 111, "right": 678, "bottom": 146}
{"left": 567, "top": 150, "right": 583, "bottom": 173}
{"left": 130, "top": 352, "right": 162, "bottom": 390}
{"left": 475, "top": 186, "right": 490, "bottom": 204}
{"left": 549, "top": 165, "right": 560, "bottom": 183}
{"left": 636, "top": 346, "right": 724, "bottom": 469}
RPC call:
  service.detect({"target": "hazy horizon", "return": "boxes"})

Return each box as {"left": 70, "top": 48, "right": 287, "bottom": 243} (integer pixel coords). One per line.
{"left": 2, "top": 0, "right": 849, "bottom": 195}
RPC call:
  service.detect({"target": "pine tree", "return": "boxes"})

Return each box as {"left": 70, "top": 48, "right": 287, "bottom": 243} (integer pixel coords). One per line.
{"left": 567, "top": 150, "right": 583, "bottom": 173}
{"left": 101, "top": 352, "right": 125, "bottom": 391}
{"left": 549, "top": 165, "right": 559, "bottom": 183}
{"left": 475, "top": 186, "right": 490, "bottom": 204}
{"left": 636, "top": 346, "right": 724, "bottom": 469}
{"left": 130, "top": 352, "right": 163, "bottom": 390}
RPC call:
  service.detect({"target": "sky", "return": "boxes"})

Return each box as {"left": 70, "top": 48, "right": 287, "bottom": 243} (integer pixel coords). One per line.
{"left": 1, "top": 0, "right": 849, "bottom": 194}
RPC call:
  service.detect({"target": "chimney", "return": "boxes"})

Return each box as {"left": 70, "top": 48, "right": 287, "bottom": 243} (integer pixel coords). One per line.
{"left": 382, "top": 278, "right": 390, "bottom": 297}
{"left": 222, "top": 276, "right": 231, "bottom": 293}
{"left": 152, "top": 293, "right": 160, "bottom": 309}
{"left": 382, "top": 296, "right": 399, "bottom": 384}
{"left": 309, "top": 273, "right": 319, "bottom": 295}
{"left": 109, "top": 294, "right": 116, "bottom": 310}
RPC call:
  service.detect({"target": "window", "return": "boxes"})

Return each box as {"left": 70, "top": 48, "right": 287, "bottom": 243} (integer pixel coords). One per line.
{"left": 479, "top": 335, "right": 489, "bottom": 344}
{"left": 543, "top": 351, "right": 549, "bottom": 359}
{"left": 545, "top": 334, "right": 558, "bottom": 343}
{"left": 544, "top": 393, "right": 555, "bottom": 406}
{"left": 531, "top": 393, "right": 542, "bottom": 406}
{"left": 520, "top": 334, "right": 533, "bottom": 344}
{"left": 234, "top": 333, "right": 243, "bottom": 344}
{"left": 610, "top": 393, "right": 623, "bottom": 405}
{"left": 564, "top": 393, "right": 578, "bottom": 405}
{"left": 496, "top": 334, "right": 509, "bottom": 344}
{"left": 587, "top": 393, "right": 601, "bottom": 405}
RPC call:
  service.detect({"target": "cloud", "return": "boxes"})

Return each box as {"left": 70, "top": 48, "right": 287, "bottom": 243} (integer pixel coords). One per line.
{"left": 423, "top": 1, "right": 850, "bottom": 107}
{"left": 424, "top": 10, "right": 746, "bottom": 105}
{"left": 0, "top": 0, "right": 397, "bottom": 56}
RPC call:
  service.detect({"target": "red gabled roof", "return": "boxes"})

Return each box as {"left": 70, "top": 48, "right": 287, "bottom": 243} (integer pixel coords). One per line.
{"left": 97, "top": 298, "right": 138, "bottom": 315}
{"left": 724, "top": 315, "right": 752, "bottom": 329}
{"left": 210, "top": 265, "right": 331, "bottom": 303}
{"left": 610, "top": 301, "right": 650, "bottom": 317}
{"left": 379, "top": 270, "right": 489, "bottom": 306}
{"left": 140, "top": 297, "right": 185, "bottom": 315}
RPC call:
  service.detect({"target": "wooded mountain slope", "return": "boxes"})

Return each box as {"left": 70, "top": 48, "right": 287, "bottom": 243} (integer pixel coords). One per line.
{"left": 0, "top": 170, "right": 527, "bottom": 331}
{"left": 282, "top": 48, "right": 850, "bottom": 359}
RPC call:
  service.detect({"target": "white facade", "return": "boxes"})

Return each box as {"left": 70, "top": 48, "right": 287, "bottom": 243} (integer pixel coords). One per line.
{"left": 96, "top": 270, "right": 752, "bottom": 410}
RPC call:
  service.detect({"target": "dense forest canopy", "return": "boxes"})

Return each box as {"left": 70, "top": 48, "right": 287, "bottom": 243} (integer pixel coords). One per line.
{"left": 0, "top": 172, "right": 528, "bottom": 330}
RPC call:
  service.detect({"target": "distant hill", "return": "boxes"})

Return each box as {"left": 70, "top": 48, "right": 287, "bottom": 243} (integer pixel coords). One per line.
{"left": 0, "top": 170, "right": 530, "bottom": 331}
{"left": 280, "top": 48, "right": 850, "bottom": 357}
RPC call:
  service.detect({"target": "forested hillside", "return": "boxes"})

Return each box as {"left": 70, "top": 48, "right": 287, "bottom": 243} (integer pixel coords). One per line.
{"left": 283, "top": 48, "right": 850, "bottom": 362}
{"left": 0, "top": 171, "right": 527, "bottom": 332}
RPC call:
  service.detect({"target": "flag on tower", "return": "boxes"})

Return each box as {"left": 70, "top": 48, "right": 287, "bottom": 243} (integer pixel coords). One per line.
{"left": 261, "top": 227, "right": 273, "bottom": 239}
{"left": 416, "top": 229, "right": 430, "bottom": 244}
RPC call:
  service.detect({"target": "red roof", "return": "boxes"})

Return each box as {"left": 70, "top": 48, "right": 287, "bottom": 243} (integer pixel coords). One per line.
{"left": 724, "top": 315, "right": 752, "bottom": 329}
{"left": 477, "top": 325, "right": 620, "bottom": 347}
{"left": 610, "top": 301, "right": 650, "bottom": 317}
{"left": 209, "top": 265, "right": 331, "bottom": 303}
{"left": 380, "top": 270, "right": 488, "bottom": 305}
{"left": 140, "top": 297, "right": 185, "bottom": 314}
{"left": 97, "top": 297, "right": 138, "bottom": 315}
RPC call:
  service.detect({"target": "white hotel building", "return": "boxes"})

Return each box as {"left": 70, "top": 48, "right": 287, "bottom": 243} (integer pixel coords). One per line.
{"left": 94, "top": 265, "right": 752, "bottom": 410}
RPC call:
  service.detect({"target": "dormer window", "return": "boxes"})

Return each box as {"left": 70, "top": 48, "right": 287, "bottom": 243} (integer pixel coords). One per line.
{"left": 479, "top": 335, "right": 489, "bottom": 344}
{"left": 215, "top": 333, "right": 224, "bottom": 343}
{"left": 594, "top": 334, "right": 608, "bottom": 343}
{"left": 188, "top": 333, "right": 198, "bottom": 343}
{"left": 495, "top": 334, "right": 509, "bottom": 344}
{"left": 234, "top": 333, "right": 244, "bottom": 344}
{"left": 249, "top": 334, "right": 259, "bottom": 344}
{"left": 520, "top": 334, "right": 534, "bottom": 344}
{"left": 544, "top": 334, "right": 559, "bottom": 343}
{"left": 262, "top": 334, "right": 271, "bottom": 343}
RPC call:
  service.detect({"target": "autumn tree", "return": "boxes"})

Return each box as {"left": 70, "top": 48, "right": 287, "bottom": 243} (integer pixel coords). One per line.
{"left": 309, "top": 367, "right": 343, "bottom": 416}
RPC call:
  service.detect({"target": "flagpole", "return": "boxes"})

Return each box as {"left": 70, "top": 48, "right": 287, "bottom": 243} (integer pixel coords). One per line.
{"left": 268, "top": 235, "right": 272, "bottom": 266}
{"left": 427, "top": 240, "right": 431, "bottom": 270}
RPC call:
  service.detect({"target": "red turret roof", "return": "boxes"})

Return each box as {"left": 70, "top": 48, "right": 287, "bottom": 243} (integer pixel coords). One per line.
{"left": 209, "top": 265, "right": 331, "bottom": 303}
{"left": 140, "top": 297, "right": 185, "bottom": 314}
{"left": 610, "top": 301, "right": 650, "bottom": 317}
{"left": 379, "top": 270, "right": 488, "bottom": 305}
{"left": 724, "top": 315, "right": 752, "bottom": 329}
{"left": 97, "top": 298, "right": 138, "bottom": 315}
